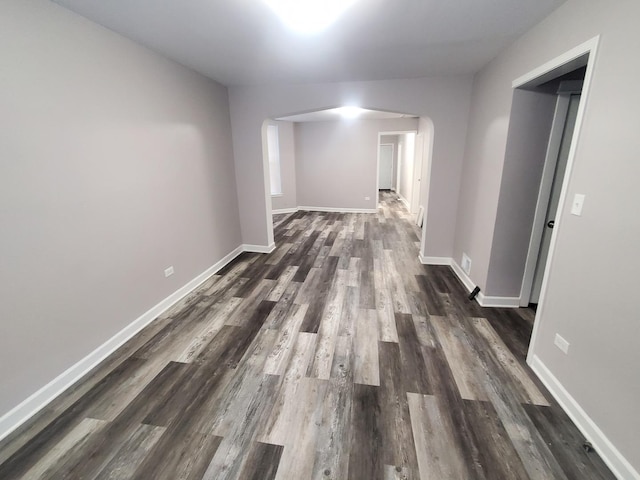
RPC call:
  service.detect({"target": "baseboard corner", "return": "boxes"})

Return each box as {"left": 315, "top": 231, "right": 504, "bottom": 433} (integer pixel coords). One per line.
{"left": 419, "top": 255, "right": 452, "bottom": 266}
{"left": 530, "top": 355, "right": 640, "bottom": 480}
{"left": 272, "top": 207, "right": 299, "bottom": 215}
{"left": 476, "top": 292, "right": 521, "bottom": 308}
{"left": 242, "top": 243, "right": 276, "bottom": 254}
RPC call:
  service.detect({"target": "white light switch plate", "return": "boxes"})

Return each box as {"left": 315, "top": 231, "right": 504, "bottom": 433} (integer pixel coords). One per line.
{"left": 571, "top": 194, "right": 585, "bottom": 216}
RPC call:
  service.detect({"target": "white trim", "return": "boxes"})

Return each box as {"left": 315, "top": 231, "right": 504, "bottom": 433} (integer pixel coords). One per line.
{"left": 530, "top": 355, "right": 640, "bottom": 480}
{"left": 272, "top": 207, "right": 298, "bottom": 214}
{"left": 527, "top": 36, "right": 600, "bottom": 363}
{"left": 419, "top": 255, "right": 452, "bottom": 266}
{"left": 270, "top": 193, "right": 283, "bottom": 198}
{"left": 242, "top": 243, "right": 276, "bottom": 254}
{"left": 396, "top": 194, "right": 410, "bottom": 209}
{"left": 261, "top": 120, "right": 276, "bottom": 250}
{"left": 477, "top": 293, "right": 520, "bottom": 308}
{"left": 450, "top": 260, "right": 519, "bottom": 308}
{"left": 272, "top": 206, "right": 379, "bottom": 215}
{"left": 0, "top": 245, "right": 245, "bottom": 443}
{"left": 410, "top": 132, "right": 423, "bottom": 215}
{"left": 298, "top": 206, "right": 377, "bottom": 214}
{"left": 418, "top": 117, "right": 436, "bottom": 261}
{"left": 451, "top": 260, "right": 477, "bottom": 293}
{"left": 378, "top": 130, "right": 418, "bottom": 135}
{"left": 512, "top": 37, "right": 597, "bottom": 89}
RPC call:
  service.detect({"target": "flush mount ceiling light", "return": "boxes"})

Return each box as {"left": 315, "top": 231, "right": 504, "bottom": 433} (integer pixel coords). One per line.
{"left": 334, "top": 106, "right": 366, "bottom": 118}
{"left": 265, "top": 0, "right": 359, "bottom": 34}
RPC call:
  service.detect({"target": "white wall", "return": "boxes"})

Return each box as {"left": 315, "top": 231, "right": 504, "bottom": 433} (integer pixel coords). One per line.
{"left": 294, "top": 118, "right": 418, "bottom": 210}
{"left": 454, "top": 0, "right": 640, "bottom": 475}
{"left": 270, "top": 121, "right": 297, "bottom": 211}
{"left": 228, "top": 76, "right": 474, "bottom": 257}
{"left": 0, "top": 0, "right": 241, "bottom": 419}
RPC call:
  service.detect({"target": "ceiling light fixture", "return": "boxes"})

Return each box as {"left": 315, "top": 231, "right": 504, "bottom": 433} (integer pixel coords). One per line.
{"left": 265, "top": 0, "right": 359, "bottom": 34}
{"left": 335, "top": 106, "right": 366, "bottom": 118}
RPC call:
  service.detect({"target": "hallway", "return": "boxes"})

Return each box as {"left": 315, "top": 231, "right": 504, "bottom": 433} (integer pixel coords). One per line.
{"left": 0, "top": 192, "right": 614, "bottom": 479}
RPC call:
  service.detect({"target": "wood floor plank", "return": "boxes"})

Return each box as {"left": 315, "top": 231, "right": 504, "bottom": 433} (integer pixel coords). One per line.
{"left": 266, "top": 265, "right": 299, "bottom": 302}
{"left": 395, "top": 313, "right": 433, "bottom": 395}
{"left": 174, "top": 297, "right": 244, "bottom": 363}
{"left": 273, "top": 378, "right": 328, "bottom": 480}
{"left": 300, "top": 255, "right": 340, "bottom": 333}
{"left": 21, "top": 418, "right": 108, "bottom": 480}
{"left": 203, "top": 373, "right": 282, "bottom": 480}
{"left": 430, "top": 315, "right": 489, "bottom": 401}
{"left": 462, "top": 399, "right": 529, "bottom": 480}
{"left": 412, "top": 315, "right": 436, "bottom": 348}
{"left": 264, "top": 281, "right": 302, "bottom": 330}
{"left": 237, "top": 442, "right": 284, "bottom": 480}
{"left": 353, "top": 309, "right": 380, "bottom": 386}
{"left": 523, "top": 404, "right": 617, "bottom": 480}
{"left": 378, "top": 341, "right": 420, "bottom": 479}
{"left": 307, "top": 269, "right": 348, "bottom": 379}
{"left": 382, "top": 250, "right": 412, "bottom": 314}
{"left": 384, "top": 464, "right": 410, "bottom": 480}
{"left": 259, "top": 332, "right": 318, "bottom": 446}
{"left": 407, "top": 392, "right": 471, "bottom": 480}
{"left": 374, "top": 259, "right": 399, "bottom": 343}
{"left": 471, "top": 317, "right": 549, "bottom": 406}
{"left": 311, "top": 335, "right": 354, "bottom": 480}
{"left": 348, "top": 384, "right": 383, "bottom": 480}
{"left": 93, "top": 423, "right": 166, "bottom": 480}
{"left": 263, "top": 303, "right": 308, "bottom": 376}
{"left": 131, "top": 431, "right": 222, "bottom": 480}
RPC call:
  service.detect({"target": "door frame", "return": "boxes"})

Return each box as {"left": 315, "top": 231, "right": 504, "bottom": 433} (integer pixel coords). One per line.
{"left": 517, "top": 36, "right": 600, "bottom": 364}
{"left": 376, "top": 130, "right": 418, "bottom": 207}
{"left": 410, "top": 133, "right": 424, "bottom": 215}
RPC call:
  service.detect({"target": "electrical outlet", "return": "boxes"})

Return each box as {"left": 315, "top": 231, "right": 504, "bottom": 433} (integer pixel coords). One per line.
{"left": 164, "top": 266, "right": 174, "bottom": 278}
{"left": 461, "top": 253, "right": 471, "bottom": 275}
{"left": 554, "top": 333, "right": 570, "bottom": 354}
{"left": 365, "top": 196, "right": 371, "bottom": 201}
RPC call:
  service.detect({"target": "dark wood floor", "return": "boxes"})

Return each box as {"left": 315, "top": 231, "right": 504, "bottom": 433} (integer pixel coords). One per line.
{"left": 0, "top": 191, "right": 615, "bottom": 479}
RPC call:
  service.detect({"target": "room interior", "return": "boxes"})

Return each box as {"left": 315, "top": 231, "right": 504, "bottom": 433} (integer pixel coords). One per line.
{"left": 1, "top": 0, "right": 638, "bottom": 478}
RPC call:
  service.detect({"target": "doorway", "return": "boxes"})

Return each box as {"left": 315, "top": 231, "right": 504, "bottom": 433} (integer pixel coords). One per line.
{"left": 507, "top": 37, "right": 600, "bottom": 366}
{"left": 529, "top": 92, "right": 581, "bottom": 304}
{"left": 519, "top": 72, "right": 586, "bottom": 307}
{"left": 377, "top": 130, "right": 418, "bottom": 213}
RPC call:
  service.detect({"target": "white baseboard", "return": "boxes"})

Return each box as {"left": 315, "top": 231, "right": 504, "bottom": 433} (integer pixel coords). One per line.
{"left": 0, "top": 244, "right": 245, "bottom": 444}
{"left": 450, "top": 260, "right": 519, "bottom": 308}
{"left": 477, "top": 293, "right": 521, "bottom": 308}
{"left": 530, "top": 355, "right": 639, "bottom": 480}
{"left": 397, "top": 195, "right": 410, "bottom": 209}
{"left": 272, "top": 207, "right": 298, "bottom": 215}
{"left": 451, "top": 259, "right": 476, "bottom": 292}
{"left": 419, "top": 255, "right": 452, "bottom": 266}
{"left": 298, "top": 206, "right": 378, "bottom": 214}
{"left": 242, "top": 243, "right": 276, "bottom": 254}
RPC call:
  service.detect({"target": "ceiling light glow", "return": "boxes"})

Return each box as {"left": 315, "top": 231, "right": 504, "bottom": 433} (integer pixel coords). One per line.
{"left": 335, "top": 106, "right": 366, "bottom": 118}
{"left": 265, "top": 0, "right": 359, "bottom": 34}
